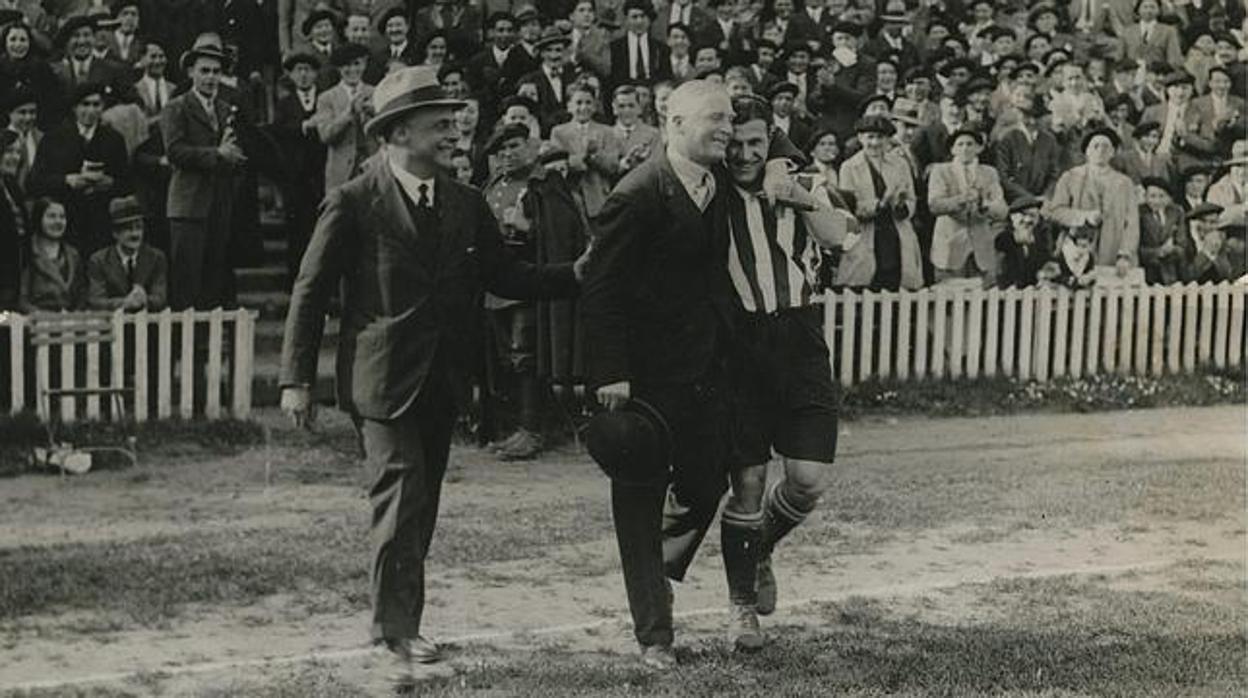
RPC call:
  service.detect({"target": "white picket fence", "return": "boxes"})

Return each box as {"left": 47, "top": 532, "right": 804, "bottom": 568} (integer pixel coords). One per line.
{"left": 1, "top": 308, "right": 257, "bottom": 423}
{"left": 822, "top": 282, "right": 1247, "bottom": 386}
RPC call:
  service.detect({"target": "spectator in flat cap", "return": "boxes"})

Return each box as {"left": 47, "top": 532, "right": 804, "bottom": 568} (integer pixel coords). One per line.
{"left": 865, "top": 4, "right": 921, "bottom": 73}
{"left": 51, "top": 15, "right": 124, "bottom": 120}
{"left": 1121, "top": 0, "right": 1184, "bottom": 70}
{"left": 1137, "top": 176, "right": 1187, "bottom": 284}
{"left": 366, "top": 7, "right": 418, "bottom": 85}
{"left": 1141, "top": 70, "right": 1214, "bottom": 169}
{"left": 993, "top": 195, "right": 1055, "bottom": 289}
{"left": 411, "top": 0, "right": 483, "bottom": 59}
{"left": 27, "top": 79, "right": 129, "bottom": 256}
{"left": 1101, "top": 58, "right": 1145, "bottom": 113}
{"left": 103, "top": 0, "right": 144, "bottom": 69}
{"left": 1206, "top": 142, "right": 1248, "bottom": 225}
{"left": 301, "top": 8, "right": 341, "bottom": 69}
{"left": 1181, "top": 201, "right": 1237, "bottom": 282}
{"left": 316, "top": 41, "right": 375, "bottom": 194}
{"left": 993, "top": 97, "right": 1062, "bottom": 203}
{"left": 927, "top": 127, "right": 1009, "bottom": 282}
{"left": 664, "top": 22, "right": 695, "bottom": 81}
{"left": 837, "top": 114, "right": 923, "bottom": 290}
{"left": 86, "top": 195, "right": 167, "bottom": 311}
{"left": 1046, "top": 127, "right": 1140, "bottom": 275}
{"left": 1114, "top": 120, "right": 1175, "bottom": 185}
{"left": 611, "top": 0, "right": 672, "bottom": 86}
{"left": 762, "top": 0, "right": 824, "bottom": 54}
{"left": 768, "top": 81, "right": 812, "bottom": 149}
{"left": 519, "top": 27, "right": 577, "bottom": 137}
{"left": 273, "top": 51, "right": 326, "bottom": 287}
{"left": 501, "top": 7, "right": 544, "bottom": 90}
{"left": 1178, "top": 163, "right": 1214, "bottom": 212}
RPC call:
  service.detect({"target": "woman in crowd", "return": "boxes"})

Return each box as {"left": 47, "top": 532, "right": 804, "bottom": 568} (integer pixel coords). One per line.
{"left": 420, "top": 30, "right": 450, "bottom": 67}
{"left": 0, "top": 21, "right": 58, "bottom": 129}
{"left": 18, "top": 197, "right": 83, "bottom": 312}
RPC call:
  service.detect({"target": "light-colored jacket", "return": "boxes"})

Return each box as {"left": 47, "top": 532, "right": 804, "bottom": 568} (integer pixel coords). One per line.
{"left": 926, "top": 162, "right": 1008, "bottom": 274}
{"left": 836, "top": 149, "right": 924, "bottom": 289}
{"left": 550, "top": 120, "right": 620, "bottom": 219}
{"left": 1044, "top": 164, "right": 1140, "bottom": 265}
{"left": 315, "top": 82, "right": 377, "bottom": 194}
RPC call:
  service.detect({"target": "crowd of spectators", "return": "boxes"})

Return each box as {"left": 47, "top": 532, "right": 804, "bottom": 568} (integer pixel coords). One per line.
{"left": 0, "top": 0, "right": 1244, "bottom": 452}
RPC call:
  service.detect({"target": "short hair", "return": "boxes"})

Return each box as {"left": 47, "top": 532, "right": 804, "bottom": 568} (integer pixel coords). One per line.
{"left": 731, "top": 94, "right": 772, "bottom": 125}
{"left": 612, "top": 84, "right": 639, "bottom": 101}
{"left": 31, "top": 197, "right": 65, "bottom": 235}
{"left": 567, "top": 78, "right": 598, "bottom": 101}
{"left": 486, "top": 12, "right": 515, "bottom": 29}
{"left": 667, "top": 79, "right": 728, "bottom": 122}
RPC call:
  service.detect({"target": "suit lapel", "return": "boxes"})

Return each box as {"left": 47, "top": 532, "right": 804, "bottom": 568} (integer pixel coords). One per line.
{"left": 186, "top": 92, "right": 218, "bottom": 134}
{"left": 370, "top": 165, "right": 433, "bottom": 276}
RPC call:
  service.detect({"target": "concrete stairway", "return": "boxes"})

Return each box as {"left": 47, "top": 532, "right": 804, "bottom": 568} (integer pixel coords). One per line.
{"left": 239, "top": 215, "right": 337, "bottom": 407}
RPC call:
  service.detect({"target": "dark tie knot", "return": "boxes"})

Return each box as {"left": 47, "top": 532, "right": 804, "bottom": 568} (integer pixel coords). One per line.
{"left": 417, "top": 183, "right": 431, "bottom": 208}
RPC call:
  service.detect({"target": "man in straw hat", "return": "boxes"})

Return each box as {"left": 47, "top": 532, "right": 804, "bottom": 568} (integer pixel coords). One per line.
{"left": 280, "top": 66, "right": 585, "bottom": 689}
{"left": 161, "top": 33, "right": 246, "bottom": 310}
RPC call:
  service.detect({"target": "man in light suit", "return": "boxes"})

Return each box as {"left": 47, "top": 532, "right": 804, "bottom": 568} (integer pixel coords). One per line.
{"left": 926, "top": 128, "right": 1009, "bottom": 281}
{"left": 281, "top": 66, "right": 582, "bottom": 691}
{"left": 162, "top": 35, "right": 247, "bottom": 310}
{"left": 1120, "top": 0, "right": 1184, "bottom": 70}
{"left": 1141, "top": 71, "right": 1215, "bottom": 167}
{"left": 316, "top": 42, "right": 375, "bottom": 194}
{"left": 550, "top": 81, "right": 620, "bottom": 220}
{"left": 610, "top": 84, "right": 660, "bottom": 176}
{"left": 1191, "top": 65, "right": 1246, "bottom": 152}
{"left": 86, "top": 195, "right": 168, "bottom": 311}
{"left": 134, "top": 42, "right": 174, "bottom": 119}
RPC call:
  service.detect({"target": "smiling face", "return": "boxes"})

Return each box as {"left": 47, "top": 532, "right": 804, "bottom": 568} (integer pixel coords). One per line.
{"left": 0, "top": 139, "right": 20, "bottom": 176}
{"left": 40, "top": 202, "right": 67, "bottom": 240}
{"left": 669, "top": 85, "right": 733, "bottom": 166}
{"left": 950, "top": 133, "right": 980, "bottom": 163}
{"left": 1209, "top": 71, "right": 1231, "bottom": 97}
{"left": 1084, "top": 134, "right": 1116, "bottom": 166}
{"left": 1137, "top": 0, "right": 1159, "bottom": 21}
{"left": 143, "top": 42, "right": 166, "bottom": 76}
{"left": 310, "top": 19, "right": 335, "bottom": 45}
{"left": 728, "top": 117, "right": 769, "bottom": 187}
{"left": 387, "top": 105, "right": 459, "bottom": 174}
{"left": 74, "top": 93, "right": 103, "bottom": 127}
{"left": 613, "top": 92, "right": 640, "bottom": 125}
{"left": 339, "top": 55, "right": 367, "bottom": 84}
{"left": 492, "top": 18, "right": 516, "bottom": 48}
{"left": 625, "top": 8, "right": 650, "bottom": 34}
{"left": 454, "top": 99, "right": 479, "bottom": 134}
{"left": 113, "top": 217, "right": 145, "bottom": 254}
{"left": 425, "top": 36, "right": 448, "bottom": 64}
{"left": 385, "top": 16, "right": 409, "bottom": 45}
{"left": 289, "top": 62, "right": 317, "bottom": 90}
{"left": 812, "top": 132, "right": 838, "bottom": 163}
{"left": 568, "top": 88, "right": 596, "bottom": 122}
{"left": 1144, "top": 185, "right": 1171, "bottom": 209}
{"left": 877, "top": 62, "right": 897, "bottom": 92}
{"left": 69, "top": 25, "right": 94, "bottom": 59}
{"left": 5, "top": 26, "right": 28, "bottom": 59}
{"left": 345, "top": 15, "right": 371, "bottom": 44}
{"left": 668, "top": 26, "right": 690, "bottom": 56}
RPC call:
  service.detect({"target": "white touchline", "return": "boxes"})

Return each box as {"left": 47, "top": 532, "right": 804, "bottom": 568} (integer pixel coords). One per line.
{"left": 3, "top": 554, "right": 1240, "bottom": 692}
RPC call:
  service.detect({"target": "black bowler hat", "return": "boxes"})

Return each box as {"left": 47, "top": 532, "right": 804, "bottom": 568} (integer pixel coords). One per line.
{"left": 282, "top": 51, "right": 320, "bottom": 72}
{"left": 330, "top": 42, "right": 369, "bottom": 67}
{"left": 586, "top": 399, "right": 671, "bottom": 488}
{"left": 1081, "top": 125, "right": 1120, "bottom": 151}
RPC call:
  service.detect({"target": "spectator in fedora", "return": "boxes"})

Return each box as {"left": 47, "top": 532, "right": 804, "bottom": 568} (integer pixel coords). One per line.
{"left": 315, "top": 42, "right": 374, "bottom": 193}
{"left": 273, "top": 51, "right": 326, "bottom": 285}
{"left": 163, "top": 34, "right": 246, "bottom": 310}
{"left": 86, "top": 195, "right": 166, "bottom": 311}
{"left": 28, "top": 80, "right": 129, "bottom": 256}
{"left": 51, "top": 15, "right": 123, "bottom": 121}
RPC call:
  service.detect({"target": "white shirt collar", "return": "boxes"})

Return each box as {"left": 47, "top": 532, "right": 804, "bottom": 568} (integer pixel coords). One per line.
{"left": 774, "top": 114, "right": 791, "bottom": 132}
{"left": 77, "top": 122, "right": 97, "bottom": 140}
{"left": 389, "top": 160, "right": 436, "bottom": 207}
{"left": 117, "top": 245, "right": 138, "bottom": 265}
{"left": 667, "top": 145, "right": 714, "bottom": 208}
{"left": 193, "top": 89, "right": 216, "bottom": 118}
{"left": 390, "top": 41, "right": 408, "bottom": 56}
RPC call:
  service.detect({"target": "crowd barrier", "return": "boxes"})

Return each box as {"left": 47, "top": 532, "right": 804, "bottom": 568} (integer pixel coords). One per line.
{"left": 0, "top": 308, "right": 256, "bottom": 423}
{"left": 823, "top": 282, "right": 1247, "bottom": 386}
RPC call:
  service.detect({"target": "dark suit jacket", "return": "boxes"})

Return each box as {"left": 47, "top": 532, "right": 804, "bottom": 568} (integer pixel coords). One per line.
{"left": 27, "top": 121, "right": 131, "bottom": 254}
{"left": 1138, "top": 203, "right": 1185, "bottom": 285}
{"left": 0, "top": 178, "right": 25, "bottom": 308}
{"left": 280, "top": 166, "right": 578, "bottom": 419}
{"left": 86, "top": 244, "right": 169, "bottom": 310}
{"left": 365, "top": 43, "right": 420, "bottom": 85}
{"left": 520, "top": 66, "right": 579, "bottom": 137}
{"left": 993, "top": 127, "right": 1063, "bottom": 201}
{"left": 608, "top": 34, "right": 672, "bottom": 87}
{"left": 580, "top": 154, "right": 737, "bottom": 389}
{"left": 272, "top": 92, "right": 326, "bottom": 202}
{"left": 162, "top": 90, "right": 243, "bottom": 220}
{"left": 501, "top": 43, "right": 540, "bottom": 91}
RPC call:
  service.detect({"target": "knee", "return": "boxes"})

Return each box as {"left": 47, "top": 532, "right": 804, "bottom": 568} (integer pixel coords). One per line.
{"left": 782, "top": 460, "right": 828, "bottom": 508}
{"left": 726, "top": 469, "right": 766, "bottom": 516}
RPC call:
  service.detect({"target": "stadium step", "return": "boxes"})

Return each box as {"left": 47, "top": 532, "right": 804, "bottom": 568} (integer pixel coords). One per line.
{"left": 254, "top": 317, "right": 340, "bottom": 354}
{"left": 252, "top": 345, "right": 337, "bottom": 406}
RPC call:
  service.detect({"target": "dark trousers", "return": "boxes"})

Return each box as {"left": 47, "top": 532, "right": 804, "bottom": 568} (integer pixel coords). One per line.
{"left": 356, "top": 375, "right": 457, "bottom": 642}
{"left": 611, "top": 380, "right": 729, "bottom": 648}
{"left": 169, "top": 216, "right": 234, "bottom": 310}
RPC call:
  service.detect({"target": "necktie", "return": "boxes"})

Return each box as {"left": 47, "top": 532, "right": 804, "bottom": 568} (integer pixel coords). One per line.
{"left": 1142, "top": 24, "right": 1150, "bottom": 42}
{"left": 205, "top": 100, "right": 218, "bottom": 131}
{"left": 75, "top": 61, "right": 87, "bottom": 81}
{"left": 634, "top": 36, "right": 646, "bottom": 79}
{"left": 696, "top": 172, "right": 714, "bottom": 211}
{"left": 125, "top": 257, "right": 136, "bottom": 285}
{"left": 417, "top": 183, "right": 431, "bottom": 209}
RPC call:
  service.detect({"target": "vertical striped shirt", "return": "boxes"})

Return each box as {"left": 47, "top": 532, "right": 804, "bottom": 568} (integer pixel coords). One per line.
{"left": 726, "top": 186, "right": 822, "bottom": 313}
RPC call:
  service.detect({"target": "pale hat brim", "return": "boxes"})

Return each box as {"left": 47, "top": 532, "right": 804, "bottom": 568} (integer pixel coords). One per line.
{"left": 364, "top": 97, "right": 468, "bottom": 138}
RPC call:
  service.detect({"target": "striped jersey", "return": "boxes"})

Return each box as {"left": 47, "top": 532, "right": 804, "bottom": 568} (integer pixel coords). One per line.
{"left": 726, "top": 185, "right": 823, "bottom": 313}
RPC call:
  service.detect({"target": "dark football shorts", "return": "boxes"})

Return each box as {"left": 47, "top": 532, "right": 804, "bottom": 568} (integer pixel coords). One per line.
{"left": 728, "top": 304, "right": 839, "bottom": 467}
